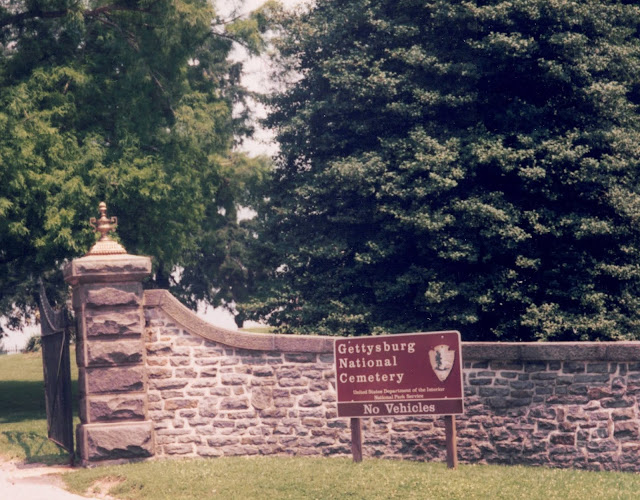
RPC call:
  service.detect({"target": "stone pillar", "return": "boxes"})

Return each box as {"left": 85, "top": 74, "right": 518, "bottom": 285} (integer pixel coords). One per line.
{"left": 64, "top": 203, "right": 155, "bottom": 465}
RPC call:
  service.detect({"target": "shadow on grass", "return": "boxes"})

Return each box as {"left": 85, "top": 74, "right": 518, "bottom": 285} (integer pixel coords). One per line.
{"left": 0, "top": 380, "right": 78, "bottom": 423}
{"left": 0, "top": 380, "right": 47, "bottom": 422}
{"left": 1, "top": 429, "right": 70, "bottom": 464}
{"left": 0, "top": 379, "right": 77, "bottom": 464}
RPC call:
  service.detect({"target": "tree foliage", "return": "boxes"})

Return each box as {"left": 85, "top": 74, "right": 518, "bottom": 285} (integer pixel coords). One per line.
{"left": 245, "top": 0, "right": 640, "bottom": 340}
{"left": 0, "top": 0, "right": 272, "bottom": 332}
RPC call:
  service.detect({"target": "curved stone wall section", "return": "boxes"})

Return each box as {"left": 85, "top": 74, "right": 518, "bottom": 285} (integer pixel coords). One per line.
{"left": 144, "top": 290, "right": 344, "bottom": 458}
{"left": 143, "top": 290, "right": 640, "bottom": 471}
{"left": 144, "top": 290, "right": 333, "bottom": 354}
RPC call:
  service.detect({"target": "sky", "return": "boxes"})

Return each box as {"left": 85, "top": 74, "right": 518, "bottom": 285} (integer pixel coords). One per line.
{"left": 227, "top": 0, "right": 308, "bottom": 157}
{"left": 2, "top": 0, "right": 308, "bottom": 352}
{"left": 200, "top": 0, "right": 306, "bottom": 329}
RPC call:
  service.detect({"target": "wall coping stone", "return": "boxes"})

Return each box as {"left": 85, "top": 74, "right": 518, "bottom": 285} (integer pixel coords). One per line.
{"left": 143, "top": 290, "right": 640, "bottom": 361}
{"left": 64, "top": 253, "right": 152, "bottom": 285}
{"left": 463, "top": 341, "right": 640, "bottom": 361}
{"left": 144, "top": 290, "right": 334, "bottom": 353}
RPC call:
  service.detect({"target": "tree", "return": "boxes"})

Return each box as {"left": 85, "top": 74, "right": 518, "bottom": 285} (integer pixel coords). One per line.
{"left": 244, "top": 0, "right": 640, "bottom": 341}
{"left": 0, "top": 0, "right": 273, "bottom": 333}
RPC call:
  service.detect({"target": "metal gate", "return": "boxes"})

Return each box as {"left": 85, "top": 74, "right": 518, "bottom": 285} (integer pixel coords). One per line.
{"left": 38, "top": 281, "right": 74, "bottom": 462}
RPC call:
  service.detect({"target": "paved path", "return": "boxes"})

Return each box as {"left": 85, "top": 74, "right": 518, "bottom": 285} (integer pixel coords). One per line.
{"left": 0, "top": 460, "right": 96, "bottom": 500}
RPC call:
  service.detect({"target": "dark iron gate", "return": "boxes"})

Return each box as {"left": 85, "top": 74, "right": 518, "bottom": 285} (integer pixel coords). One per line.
{"left": 38, "top": 281, "right": 74, "bottom": 462}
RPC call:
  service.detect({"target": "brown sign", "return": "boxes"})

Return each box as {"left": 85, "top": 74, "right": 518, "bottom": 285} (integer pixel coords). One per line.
{"left": 335, "top": 331, "right": 463, "bottom": 418}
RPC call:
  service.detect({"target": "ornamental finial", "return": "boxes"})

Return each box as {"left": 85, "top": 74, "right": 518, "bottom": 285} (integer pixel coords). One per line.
{"left": 86, "top": 202, "right": 127, "bottom": 255}
{"left": 90, "top": 201, "right": 117, "bottom": 241}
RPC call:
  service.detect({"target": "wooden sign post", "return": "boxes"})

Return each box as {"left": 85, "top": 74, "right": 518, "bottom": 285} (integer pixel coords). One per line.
{"left": 335, "top": 331, "right": 464, "bottom": 467}
{"left": 445, "top": 415, "right": 458, "bottom": 469}
{"left": 350, "top": 418, "right": 363, "bottom": 463}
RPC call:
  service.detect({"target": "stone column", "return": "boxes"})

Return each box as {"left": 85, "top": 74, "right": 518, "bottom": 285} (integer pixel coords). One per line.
{"left": 64, "top": 203, "right": 155, "bottom": 465}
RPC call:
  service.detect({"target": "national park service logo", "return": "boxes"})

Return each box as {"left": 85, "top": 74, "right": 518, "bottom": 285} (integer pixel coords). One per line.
{"left": 429, "top": 345, "right": 456, "bottom": 382}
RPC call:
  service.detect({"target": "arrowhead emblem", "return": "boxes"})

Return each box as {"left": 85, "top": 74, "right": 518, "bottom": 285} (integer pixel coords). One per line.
{"left": 429, "top": 344, "right": 455, "bottom": 382}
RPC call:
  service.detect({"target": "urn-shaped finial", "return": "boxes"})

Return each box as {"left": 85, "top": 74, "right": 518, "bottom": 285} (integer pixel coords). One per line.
{"left": 86, "top": 202, "right": 127, "bottom": 255}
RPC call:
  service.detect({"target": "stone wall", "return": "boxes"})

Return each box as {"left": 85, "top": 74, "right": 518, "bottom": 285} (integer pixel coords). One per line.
{"left": 144, "top": 290, "right": 341, "bottom": 458}
{"left": 462, "top": 350, "right": 640, "bottom": 471}
{"left": 144, "top": 290, "right": 640, "bottom": 472}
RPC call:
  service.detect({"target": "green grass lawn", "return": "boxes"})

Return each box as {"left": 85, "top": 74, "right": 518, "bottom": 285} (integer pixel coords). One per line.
{"left": 62, "top": 456, "right": 640, "bottom": 500}
{"left": 0, "top": 349, "right": 78, "bottom": 464}
{"left": 239, "top": 326, "right": 276, "bottom": 334}
{"left": 3, "top": 352, "right": 640, "bottom": 499}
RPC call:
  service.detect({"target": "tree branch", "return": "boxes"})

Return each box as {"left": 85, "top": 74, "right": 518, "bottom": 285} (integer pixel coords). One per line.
{"left": 210, "top": 30, "right": 254, "bottom": 53}
{"left": 211, "top": 13, "right": 246, "bottom": 27}
{"left": 1, "top": 8, "right": 69, "bottom": 29}
{"left": 0, "top": 4, "right": 152, "bottom": 29}
{"left": 84, "top": 4, "right": 152, "bottom": 18}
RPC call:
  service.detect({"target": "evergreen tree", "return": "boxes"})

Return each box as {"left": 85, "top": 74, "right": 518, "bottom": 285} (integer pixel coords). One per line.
{"left": 0, "top": 0, "right": 273, "bottom": 331}
{"left": 245, "top": 0, "right": 640, "bottom": 340}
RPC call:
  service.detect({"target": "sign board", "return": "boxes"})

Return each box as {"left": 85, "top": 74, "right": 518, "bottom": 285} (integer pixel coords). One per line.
{"left": 335, "top": 331, "right": 463, "bottom": 418}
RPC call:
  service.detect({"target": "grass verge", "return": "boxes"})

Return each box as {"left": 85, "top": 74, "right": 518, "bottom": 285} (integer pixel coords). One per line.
{"left": 62, "top": 456, "right": 640, "bottom": 500}
{"left": 0, "top": 350, "right": 77, "bottom": 464}
{"left": 239, "top": 326, "right": 275, "bottom": 334}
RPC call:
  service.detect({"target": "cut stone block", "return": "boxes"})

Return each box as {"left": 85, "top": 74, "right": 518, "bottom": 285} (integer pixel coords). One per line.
{"left": 84, "top": 395, "right": 148, "bottom": 422}
{"left": 77, "top": 421, "right": 155, "bottom": 462}
{"left": 86, "top": 309, "right": 143, "bottom": 337}
{"left": 81, "top": 366, "right": 146, "bottom": 394}
{"left": 64, "top": 254, "right": 152, "bottom": 286}
{"left": 85, "top": 339, "right": 145, "bottom": 367}
{"left": 85, "top": 284, "right": 143, "bottom": 308}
